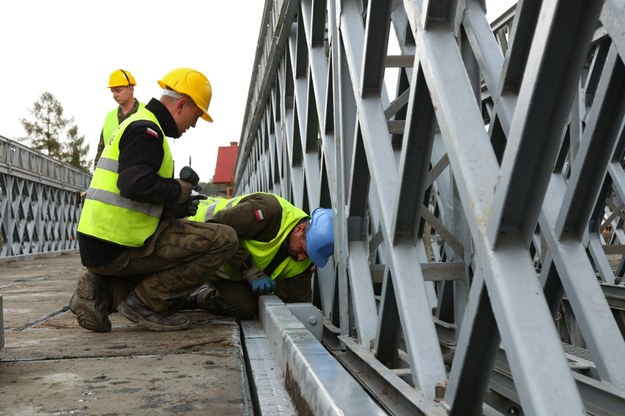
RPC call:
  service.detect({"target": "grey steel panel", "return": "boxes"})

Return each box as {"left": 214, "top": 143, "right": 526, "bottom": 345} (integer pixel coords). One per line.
{"left": 0, "top": 135, "right": 90, "bottom": 257}
{"left": 241, "top": 320, "right": 297, "bottom": 416}
{"left": 259, "top": 296, "right": 387, "bottom": 415}
{"left": 234, "top": 0, "right": 625, "bottom": 414}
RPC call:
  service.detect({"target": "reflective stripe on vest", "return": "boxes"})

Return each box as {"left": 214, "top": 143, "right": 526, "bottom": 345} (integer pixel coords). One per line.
{"left": 187, "top": 196, "right": 225, "bottom": 222}
{"left": 78, "top": 108, "right": 173, "bottom": 247}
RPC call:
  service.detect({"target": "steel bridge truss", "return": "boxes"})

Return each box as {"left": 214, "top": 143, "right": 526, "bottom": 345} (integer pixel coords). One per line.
{"left": 235, "top": 0, "right": 625, "bottom": 414}
{"left": 0, "top": 135, "right": 89, "bottom": 257}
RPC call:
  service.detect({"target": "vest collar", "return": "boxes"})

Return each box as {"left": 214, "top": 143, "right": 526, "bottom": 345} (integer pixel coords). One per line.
{"left": 145, "top": 98, "right": 181, "bottom": 138}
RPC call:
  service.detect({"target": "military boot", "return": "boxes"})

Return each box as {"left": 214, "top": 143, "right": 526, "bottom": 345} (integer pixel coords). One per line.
{"left": 192, "top": 283, "right": 256, "bottom": 320}
{"left": 118, "top": 291, "right": 190, "bottom": 332}
{"left": 168, "top": 284, "right": 220, "bottom": 311}
{"left": 69, "top": 272, "right": 113, "bottom": 332}
{"left": 168, "top": 286, "right": 203, "bottom": 311}
{"left": 192, "top": 284, "right": 217, "bottom": 309}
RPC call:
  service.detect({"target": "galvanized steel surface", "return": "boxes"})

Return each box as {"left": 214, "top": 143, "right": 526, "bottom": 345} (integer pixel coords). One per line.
{"left": 0, "top": 135, "right": 90, "bottom": 257}
{"left": 235, "top": 0, "right": 625, "bottom": 414}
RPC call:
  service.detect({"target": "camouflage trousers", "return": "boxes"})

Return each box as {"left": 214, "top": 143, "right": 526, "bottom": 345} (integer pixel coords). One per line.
{"left": 87, "top": 219, "right": 238, "bottom": 312}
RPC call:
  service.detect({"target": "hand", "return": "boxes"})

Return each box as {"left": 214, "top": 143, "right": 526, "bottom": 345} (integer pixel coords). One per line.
{"left": 247, "top": 275, "right": 276, "bottom": 295}
{"left": 168, "top": 194, "right": 207, "bottom": 218}
{"left": 184, "top": 199, "right": 200, "bottom": 217}
{"left": 175, "top": 179, "right": 193, "bottom": 203}
{"left": 184, "top": 193, "right": 208, "bottom": 217}
{"left": 179, "top": 166, "right": 201, "bottom": 191}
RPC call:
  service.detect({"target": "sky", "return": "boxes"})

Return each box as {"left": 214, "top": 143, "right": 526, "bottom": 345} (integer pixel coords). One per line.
{"left": 0, "top": 0, "right": 266, "bottom": 182}
{"left": 0, "top": 1, "right": 514, "bottom": 182}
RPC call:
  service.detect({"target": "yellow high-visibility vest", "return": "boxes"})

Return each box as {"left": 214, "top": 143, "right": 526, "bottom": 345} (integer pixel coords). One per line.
{"left": 79, "top": 108, "right": 173, "bottom": 247}
{"left": 101, "top": 101, "right": 146, "bottom": 147}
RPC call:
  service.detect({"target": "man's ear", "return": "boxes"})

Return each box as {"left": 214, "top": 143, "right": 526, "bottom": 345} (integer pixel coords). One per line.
{"left": 296, "top": 222, "right": 307, "bottom": 235}
{"left": 176, "top": 98, "right": 187, "bottom": 113}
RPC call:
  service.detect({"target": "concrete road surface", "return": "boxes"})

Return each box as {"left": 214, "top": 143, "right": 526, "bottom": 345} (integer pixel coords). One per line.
{"left": 0, "top": 251, "right": 252, "bottom": 416}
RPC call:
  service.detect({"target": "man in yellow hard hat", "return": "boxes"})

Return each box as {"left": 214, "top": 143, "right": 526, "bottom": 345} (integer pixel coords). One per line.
{"left": 93, "top": 69, "right": 145, "bottom": 167}
{"left": 71, "top": 68, "right": 239, "bottom": 332}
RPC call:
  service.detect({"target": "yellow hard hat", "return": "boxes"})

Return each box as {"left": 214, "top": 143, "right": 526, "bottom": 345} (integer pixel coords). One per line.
{"left": 108, "top": 69, "right": 136, "bottom": 88}
{"left": 158, "top": 68, "right": 213, "bottom": 122}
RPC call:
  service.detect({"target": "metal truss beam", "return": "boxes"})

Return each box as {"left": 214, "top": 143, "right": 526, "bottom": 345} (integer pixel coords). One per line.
{"left": 0, "top": 135, "right": 89, "bottom": 257}
{"left": 235, "top": 0, "right": 625, "bottom": 414}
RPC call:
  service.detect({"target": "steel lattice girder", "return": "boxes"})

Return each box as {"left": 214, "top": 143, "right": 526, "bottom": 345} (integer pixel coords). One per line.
{"left": 0, "top": 135, "right": 88, "bottom": 257}
{"left": 235, "top": 0, "right": 625, "bottom": 414}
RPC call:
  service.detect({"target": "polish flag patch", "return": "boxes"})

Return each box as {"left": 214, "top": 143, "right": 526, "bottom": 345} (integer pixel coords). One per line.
{"left": 254, "top": 209, "right": 265, "bottom": 222}
{"left": 146, "top": 127, "right": 159, "bottom": 137}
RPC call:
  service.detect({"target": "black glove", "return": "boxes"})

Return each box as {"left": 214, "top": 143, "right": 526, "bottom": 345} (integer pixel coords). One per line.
{"left": 167, "top": 193, "right": 207, "bottom": 218}
{"left": 179, "top": 166, "right": 201, "bottom": 191}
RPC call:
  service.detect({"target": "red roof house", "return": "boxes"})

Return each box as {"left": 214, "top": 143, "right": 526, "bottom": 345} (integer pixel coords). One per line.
{"left": 213, "top": 141, "right": 238, "bottom": 197}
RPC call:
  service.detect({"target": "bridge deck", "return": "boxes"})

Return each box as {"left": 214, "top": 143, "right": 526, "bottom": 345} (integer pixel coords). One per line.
{"left": 0, "top": 253, "right": 392, "bottom": 415}
{"left": 0, "top": 252, "right": 252, "bottom": 415}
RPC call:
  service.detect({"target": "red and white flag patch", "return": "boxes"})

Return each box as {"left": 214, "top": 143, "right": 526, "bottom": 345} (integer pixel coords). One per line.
{"left": 146, "top": 127, "right": 159, "bottom": 137}
{"left": 254, "top": 209, "right": 265, "bottom": 222}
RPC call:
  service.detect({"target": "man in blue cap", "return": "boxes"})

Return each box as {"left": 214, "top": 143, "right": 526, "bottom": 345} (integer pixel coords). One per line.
{"left": 179, "top": 192, "right": 334, "bottom": 319}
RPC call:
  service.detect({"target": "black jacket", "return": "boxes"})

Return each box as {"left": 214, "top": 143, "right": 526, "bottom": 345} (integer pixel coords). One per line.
{"left": 78, "top": 98, "right": 185, "bottom": 267}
